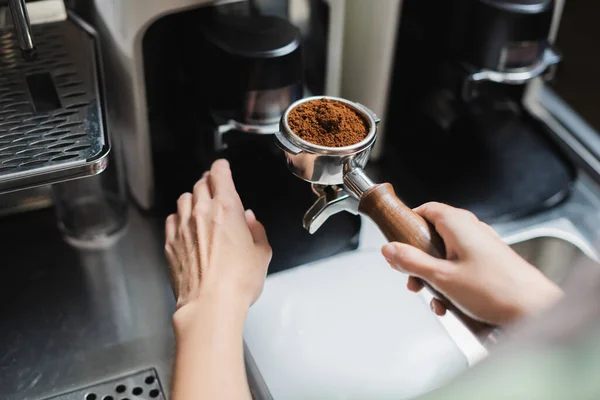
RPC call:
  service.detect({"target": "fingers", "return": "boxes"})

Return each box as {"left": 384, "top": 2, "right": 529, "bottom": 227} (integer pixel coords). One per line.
{"left": 414, "top": 202, "right": 478, "bottom": 235}
{"left": 209, "top": 159, "right": 240, "bottom": 201}
{"left": 165, "top": 213, "right": 178, "bottom": 247}
{"left": 414, "top": 202, "right": 457, "bottom": 222}
{"left": 382, "top": 242, "right": 453, "bottom": 287}
{"left": 177, "top": 192, "right": 193, "bottom": 225}
{"left": 414, "top": 202, "right": 485, "bottom": 256}
{"left": 165, "top": 213, "right": 180, "bottom": 297}
{"left": 385, "top": 245, "right": 448, "bottom": 317}
{"left": 407, "top": 276, "right": 424, "bottom": 292}
{"left": 416, "top": 203, "right": 500, "bottom": 244}
{"left": 193, "top": 172, "right": 212, "bottom": 205}
{"left": 245, "top": 209, "right": 270, "bottom": 249}
{"left": 430, "top": 298, "right": 447, "bottom": 316}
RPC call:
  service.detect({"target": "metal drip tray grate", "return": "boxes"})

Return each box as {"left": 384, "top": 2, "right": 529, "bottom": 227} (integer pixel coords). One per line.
{"left": 0, "top": 16, "right": 109, "bottom": 193}
{"left": 44, "top": 369, "right": 166, "bottom": 400}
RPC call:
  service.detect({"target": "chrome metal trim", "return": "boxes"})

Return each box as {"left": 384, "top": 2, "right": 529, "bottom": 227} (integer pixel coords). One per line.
{"left": 480, "top": 0, "right": 551, "bottom": 14}
{"left": 242, "top": 84, "right": 303, "bottom": 126}
{"left": 538, "top": 85, "right": 600, "bottom": 161}
{"left": 344, "top": 167, "right": 376, "bottom": 198}
{"left": 303, "top": 184, "right": 359, "bottom": 234}
{"left": 244, "top": 343, "right": 274, "bottom": 400}
{"left": 463, "top": 47, "right": 561, "bottom": 100}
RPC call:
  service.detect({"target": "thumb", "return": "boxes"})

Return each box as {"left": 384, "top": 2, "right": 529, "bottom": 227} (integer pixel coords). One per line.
{"left": 245, "top": 209, "right": 269, "bottom": 246}
{"left": 382, "top": 242, "right": 449, "bottom": 284}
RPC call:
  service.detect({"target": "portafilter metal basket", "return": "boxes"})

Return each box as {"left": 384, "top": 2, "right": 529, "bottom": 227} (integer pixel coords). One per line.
{"left": 275, "top": 96, "right": 495, "bottom": 343}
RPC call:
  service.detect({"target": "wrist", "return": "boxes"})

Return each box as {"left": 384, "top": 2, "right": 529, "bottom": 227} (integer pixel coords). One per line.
{"left": 173, "top": 293, "right": 249, "bottom": 339}
{"left": 526, "top": 281, "right": 564, "bottom": 315}
{"left": 510, "top": 280, "right": 563, "bottom": 325}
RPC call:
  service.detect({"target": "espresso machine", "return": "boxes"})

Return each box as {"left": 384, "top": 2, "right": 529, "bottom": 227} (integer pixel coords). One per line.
{"left": 0, "top": 0, "right": 131, "bottom": 248}
{"left": 378, "top": 0, "right": 576, "bottom": 222}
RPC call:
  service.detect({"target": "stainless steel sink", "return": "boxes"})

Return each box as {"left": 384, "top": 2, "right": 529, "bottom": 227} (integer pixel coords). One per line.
{"left": 491, "top": 179, "right": 600, "bottom": 289}
{"left": 510, "top": 236, "right": 597, "bottom": 286}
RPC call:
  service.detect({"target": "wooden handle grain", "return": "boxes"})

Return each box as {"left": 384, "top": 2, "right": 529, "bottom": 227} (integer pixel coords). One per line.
{"left": 359, "top": 183, "right": 495, "bottom": 342}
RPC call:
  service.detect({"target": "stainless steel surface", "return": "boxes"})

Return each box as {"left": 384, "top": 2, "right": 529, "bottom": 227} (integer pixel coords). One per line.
{"left": 0, "top": 14, "right": 110, "bottom": 194}
{"left": 463, "top": 47, "right": 561, "bottom": 100}
{"left": 275, "top": 96, "right": 378, "bottom": 186}
{"left": 498, "top": 40, "right": 544, "bottom": 72}
{"left": 0, "top": 184, "right": 52, "bottom": 215}
{"left": 0, "top": 207, "right": 175, "bottom": 400}
{"left": 0, "top": 205, "right": 271, "bottom": 400}
{"left": 214, "top": 120, "right": 279, "bottom": 151}
{"left": 303, "top": 184, "right": 359, "bottom": 234}
{"left": 213, "top": 83, "right": 303, "bottom": 151}
{"left": 343, "top": 167, "right": 376, "bottom": 198}
{"left": 244, "top": 344, "right": 274, "bottom": 400}
{"left": 492, "top": 174, "right": 600, "bottom": 263}
{"left": 218, "top": 120, "right": 280, "bottom": 136}
{"left": 511, "top": 236, "right": 595, "bottom": 287}
{"left": 242, "top": 83, "right": 303, "bottom": 126}
{"left": 8, "top": 0, "right": 34, "bottom": 57}
{"left": 42, "top": 369, "right": 166, "bottom": 400}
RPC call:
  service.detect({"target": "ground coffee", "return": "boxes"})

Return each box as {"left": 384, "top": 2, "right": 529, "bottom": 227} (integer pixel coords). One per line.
{"left": 288, "top": 99, "right": 368, "bottom": 147}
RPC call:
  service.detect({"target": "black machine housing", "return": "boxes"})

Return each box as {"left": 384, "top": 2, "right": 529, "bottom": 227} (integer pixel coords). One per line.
{"left": 378, "top": 0, "right": 575, "bottom": 222}
{"left": 141, "top": 1, "right": 361, "bottom": 274}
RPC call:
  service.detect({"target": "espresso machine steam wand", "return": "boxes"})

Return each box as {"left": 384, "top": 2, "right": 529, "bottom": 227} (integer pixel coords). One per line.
{"left": 8, "top": 0, "right": 36, "bottom": 60}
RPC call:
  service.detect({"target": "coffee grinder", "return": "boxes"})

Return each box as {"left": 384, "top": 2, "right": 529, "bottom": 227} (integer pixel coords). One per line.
{"left": 142, "top": 2, "right": 361, "bottom": 273}
{"left": 380, "top": 0, "right": 576, "bottom": 221}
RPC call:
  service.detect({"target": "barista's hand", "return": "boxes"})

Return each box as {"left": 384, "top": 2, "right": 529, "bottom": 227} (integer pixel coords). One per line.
{"left": 165, "top": 159, "right": 272, "bottom": 330}
{"left": 382, "top": 202, "right": 563, "bottom": 327}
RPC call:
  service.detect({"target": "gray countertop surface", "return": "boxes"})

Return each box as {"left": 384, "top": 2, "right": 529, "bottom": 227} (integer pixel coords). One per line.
{"left": 0, "top": 204, "right": 273, "bottom": 400}
{"left": 0, "top": 207, "right": 176, "bottom": 400}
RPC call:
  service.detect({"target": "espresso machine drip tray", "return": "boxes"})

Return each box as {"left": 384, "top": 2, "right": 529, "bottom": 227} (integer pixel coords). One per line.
{"left": 0, "top": 16, "right": 109, "bottom": 194}
{"left": 40, "top": 369, "right": 166, "bottom": 400}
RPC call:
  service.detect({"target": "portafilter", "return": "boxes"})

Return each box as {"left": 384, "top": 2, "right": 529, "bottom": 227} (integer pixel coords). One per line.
{"left": 275, "top": 96, "right": 496, "bottom": 343}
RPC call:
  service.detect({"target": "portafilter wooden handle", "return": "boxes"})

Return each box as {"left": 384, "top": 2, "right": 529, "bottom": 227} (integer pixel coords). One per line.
{"left": 358, "top": 183, "right": 495, "bottom": 343}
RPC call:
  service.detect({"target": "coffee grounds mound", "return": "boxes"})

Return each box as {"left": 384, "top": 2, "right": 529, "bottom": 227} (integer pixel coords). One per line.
{"left": 288, "top": 99, "right": 369, "bottom": 147}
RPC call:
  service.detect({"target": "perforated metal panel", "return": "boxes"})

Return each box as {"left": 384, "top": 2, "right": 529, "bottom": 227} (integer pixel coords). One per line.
{"left": 45, "top": 369, "right": 166, "bottom": 400}
{"left": 0, "top": 16, "right": 109, "bottom": 193}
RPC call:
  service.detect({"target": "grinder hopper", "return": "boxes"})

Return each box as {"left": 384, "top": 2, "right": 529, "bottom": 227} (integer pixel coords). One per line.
{"left": 275, "top": 96, "right": 495, "bottom": 343}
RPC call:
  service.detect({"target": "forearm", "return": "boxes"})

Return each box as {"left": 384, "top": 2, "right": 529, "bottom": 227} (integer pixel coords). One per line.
{"left": 171, "top": 296, "right": 251, "bottom": 400}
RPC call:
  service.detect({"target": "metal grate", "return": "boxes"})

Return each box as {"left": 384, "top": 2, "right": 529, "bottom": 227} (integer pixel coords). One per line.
{"left": 0, "top": 16, "right": 109, "bottom": 193}
{"left": 44, "top": 369, "right": 166, "bottom": 400}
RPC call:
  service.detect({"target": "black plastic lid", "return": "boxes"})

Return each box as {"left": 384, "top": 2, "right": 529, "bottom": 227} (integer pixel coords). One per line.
{"left": 202, "top": 15, "right": 301, "bottom": 58}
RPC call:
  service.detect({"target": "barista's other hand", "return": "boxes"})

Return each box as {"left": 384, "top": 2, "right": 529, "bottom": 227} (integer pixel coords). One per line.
{"left": 381, "top": 202, "right": 562, "bottom": 327}
{"left": 165, "top": 160, "right": 272, "bottom": 331}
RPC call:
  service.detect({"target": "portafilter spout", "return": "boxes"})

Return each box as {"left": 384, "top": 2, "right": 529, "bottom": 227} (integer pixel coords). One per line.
{"left": 275, "top": 96, "right": 496, "bottom": 344}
